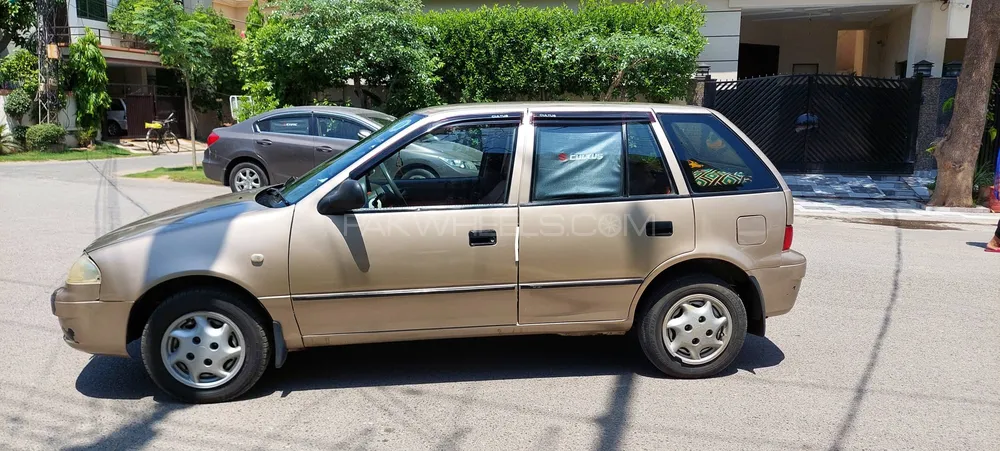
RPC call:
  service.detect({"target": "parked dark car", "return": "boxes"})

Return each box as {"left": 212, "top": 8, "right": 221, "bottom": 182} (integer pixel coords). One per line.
{"left": 203, "top": 107, "right": 397, "bottom": 192}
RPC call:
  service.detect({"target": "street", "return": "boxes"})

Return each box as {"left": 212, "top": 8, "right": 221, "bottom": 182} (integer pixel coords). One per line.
{"left": 0, "top": 155, "right": 997, "bottom": 450}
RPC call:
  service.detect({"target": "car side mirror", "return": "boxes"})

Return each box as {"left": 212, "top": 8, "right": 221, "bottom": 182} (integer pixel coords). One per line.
{"left": 358, "top": 129, "right": 372, "bottom": 140}
{"left": 317, "top": 179, "right": 366, "bottom": 215}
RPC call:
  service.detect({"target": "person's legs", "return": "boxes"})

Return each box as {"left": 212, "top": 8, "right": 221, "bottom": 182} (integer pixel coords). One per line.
{"left": 988, "top": 219, "right": 1000, "bottom": 251}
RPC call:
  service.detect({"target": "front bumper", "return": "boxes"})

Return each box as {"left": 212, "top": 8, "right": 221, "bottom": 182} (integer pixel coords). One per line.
{"left": 750, "top": 250, "right": 807, "bottom": 317}
{"left": 52, "top": 285, "right": 131, "bottom": 357}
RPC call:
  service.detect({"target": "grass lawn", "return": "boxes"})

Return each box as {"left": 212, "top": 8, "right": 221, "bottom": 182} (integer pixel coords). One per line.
{"left": 0, "top": 143, "right": 135, "bottom": 162}
{"left": 125, "top": 166, "right": 221, "bottom": 185}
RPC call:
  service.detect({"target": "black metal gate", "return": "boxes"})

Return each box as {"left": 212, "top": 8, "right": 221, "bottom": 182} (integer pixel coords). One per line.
{"left": 703, "top": 74, "right": 921, "bottom": 174}
{"left": 108, "top": 84, "right": 188, "bottom": 139}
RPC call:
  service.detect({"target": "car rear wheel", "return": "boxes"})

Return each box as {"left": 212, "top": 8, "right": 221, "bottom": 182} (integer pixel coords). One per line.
{"left": 140, "top": 288, "right": 271, "bottom": 403}
{"left": 229, "top": 162, "right": 268, "bottom": 192}
{"left": 637, "top": 275, "right": 747, "bottom": 378}
{"left": 107, "top": 121, "right": 122, "bottom": 137}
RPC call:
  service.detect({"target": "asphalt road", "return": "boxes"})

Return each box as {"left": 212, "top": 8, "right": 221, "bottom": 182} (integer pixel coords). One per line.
{"left": 0, "top": 154, "right": 997, "bottom": 450}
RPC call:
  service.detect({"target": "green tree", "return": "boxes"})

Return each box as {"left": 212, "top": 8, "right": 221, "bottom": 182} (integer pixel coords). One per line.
{"left": 111, "top": 0, "right": 242, "bottom": 167}
{"left": 0, "top": 0, "right": 34, "bottom": 51}
{"left": 241, "top": 0, "right": 441, "bottom": 113}
{"left": 66, "top": 28, "right": 112, "bottom": 146}
{"left": 553, "top": 0, "right": 706, "bottom": 102}
{"left": 0, "top": 48, "right": 39, "bottom": 93}
{"left": 929, "top": 0, "right": 1000, "bottom": 206}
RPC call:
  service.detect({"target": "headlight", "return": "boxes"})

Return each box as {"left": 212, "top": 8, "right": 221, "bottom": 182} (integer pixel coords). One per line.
{"left": 67, "top": 255, "right": 101, "bottom": 284}
{"left": 435, "top": 156, "right": 475, "bottom": 170}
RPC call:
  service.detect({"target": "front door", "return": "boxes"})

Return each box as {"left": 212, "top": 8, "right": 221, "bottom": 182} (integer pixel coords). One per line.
{"left": 254, "top": 113, "right": 316, "bottom": 182}
{"left": 314, "top": 114, "right": 367, "bottom": 165}
{"left": 288, "top": 118, "right": 523, "bottom": 336}
{"left": 516, "top": 113, "right": 696, "bottom": 324}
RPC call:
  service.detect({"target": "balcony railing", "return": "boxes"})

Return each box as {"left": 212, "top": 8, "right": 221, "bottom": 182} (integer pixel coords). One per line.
{"left": 52, "top": 26, "right": 153, "bottom": 52}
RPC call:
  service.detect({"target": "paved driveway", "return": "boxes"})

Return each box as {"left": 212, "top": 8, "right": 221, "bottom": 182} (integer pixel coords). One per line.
{"left": 0, "top": 155, "right": 997, "bottom": 450}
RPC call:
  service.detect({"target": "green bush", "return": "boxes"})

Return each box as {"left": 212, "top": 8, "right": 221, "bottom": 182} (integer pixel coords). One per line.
{"left": 75, "top": 126, "right": 99, "bottom": 147}
{"left": 418, "top": 0, "right": 706, "bottom": 103}
{"left": 25, "top": 123, "right": 66, "bottom": 151}
{"left": 4, "top": 87, "right": 33, "bottom": 121}
{"left": 0, "top": 49, "right": 40, "bottom": 93}
{"left": 11, "top": 125, "right": 28, "bottom": 145}
{"left": 0, "top": 124, "right": 23, "bottom": 155}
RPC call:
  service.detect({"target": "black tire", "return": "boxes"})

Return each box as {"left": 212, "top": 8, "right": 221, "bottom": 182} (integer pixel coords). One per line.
{"left": 228, "top": 161, "right": 268, "bottom": 193}
{"left": 163, "top": 131, "right": 180, "bottom": 153}
{"left": 107, "top": 121, "right": 122, "bottom": 137}
{"left": 140, "top": 288, "right": 271, "bottom": 403}
{"left": 637, "top": 275, "right": 747, "bottom": 378}
{"left": 401, "top": 167, "right": 437, "bottom": 180}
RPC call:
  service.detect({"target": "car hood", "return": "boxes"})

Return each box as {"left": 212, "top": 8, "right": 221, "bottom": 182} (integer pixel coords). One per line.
{"left": 85, "top": 190, "right": 268, "bottom": 252}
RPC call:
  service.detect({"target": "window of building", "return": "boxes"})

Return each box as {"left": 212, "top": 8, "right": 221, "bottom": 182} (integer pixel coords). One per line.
{"left": 658, "top": 113, "right": 779, "bottom": 193}
{"left": 77, "top": 0, "right": 108, "bottom": 21}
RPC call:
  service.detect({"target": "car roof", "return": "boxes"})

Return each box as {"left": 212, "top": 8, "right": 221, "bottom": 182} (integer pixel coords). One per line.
{"left": 254, "top": 106, "right": 395, "bottom": 119}
{"left": 413, "top": 101, "right": 713, "bottom": 117}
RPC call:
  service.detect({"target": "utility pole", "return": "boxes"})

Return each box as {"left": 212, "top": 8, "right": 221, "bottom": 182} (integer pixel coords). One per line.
{"left": 34, "top": 0, "right": 60, "bottom": 124}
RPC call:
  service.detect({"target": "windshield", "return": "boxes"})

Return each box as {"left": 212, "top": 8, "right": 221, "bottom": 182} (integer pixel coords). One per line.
{"left": 280, "top": 113, "right": 425, "bottom": 203}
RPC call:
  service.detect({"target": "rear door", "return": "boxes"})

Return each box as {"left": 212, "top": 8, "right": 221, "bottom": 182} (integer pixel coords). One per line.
{"left": 516, "top": 110, "right": 696, "bottom": 324}
{"left": 656, "top": 112, "right": 787, "bottom": 269}
{"left": 314, "top": 114, "right": 367, "bottom": 165}
{"left": 254, "top": 113, "right": 316, "bottom": 182}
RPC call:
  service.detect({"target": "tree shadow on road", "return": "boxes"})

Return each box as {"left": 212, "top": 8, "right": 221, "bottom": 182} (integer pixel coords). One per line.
{"left": 75, "top": 334, "right": 784, "bottom": 403}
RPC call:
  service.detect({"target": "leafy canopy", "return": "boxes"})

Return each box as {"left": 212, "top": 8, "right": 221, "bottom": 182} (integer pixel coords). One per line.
{"left": 237, "top": 0, "right": 441, "bottom": 114}
{"left": 0, "top": 48, "right": 39, "bottom": 93}
{"left": 111, "top": 0, "right": 241, "bottom": 114}
{"left": 66, "top": 28, "right": 112, "bottom": 139}
{"left": 1, "top": 0, "right": 35, "bottom": 50}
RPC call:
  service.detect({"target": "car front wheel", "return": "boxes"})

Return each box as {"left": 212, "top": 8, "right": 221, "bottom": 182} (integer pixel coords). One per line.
{"left": 637, "top": 275, "right": 747, "bottom": 378}
{"left": 140, "top": 288, "right": 271, "bottom": 403}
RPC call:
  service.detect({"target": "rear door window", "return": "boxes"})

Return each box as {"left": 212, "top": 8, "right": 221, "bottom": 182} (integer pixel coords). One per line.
{"left": 257, "top": 115, "right": 311, "bottom": 136}
{"left": 658, "top": 113, "right": 779, "bottom": 193}
{"left": 531, "top": 121, "right": 674, "bottom": 202}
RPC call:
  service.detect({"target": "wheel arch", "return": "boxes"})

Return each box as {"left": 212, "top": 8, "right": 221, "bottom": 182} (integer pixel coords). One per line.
{"left": 224, "top": 156, "right": 269, "bottom": 187}
{"left": 126, "top": 274, "right": 274, "bottom": 345}
{"left": 630, "top": 256, "right": 765, "bottom": 337}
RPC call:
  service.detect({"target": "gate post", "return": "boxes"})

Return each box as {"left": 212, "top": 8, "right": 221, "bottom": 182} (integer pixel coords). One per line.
{"left": 703, "top": 78, "right": 717, "bottom": 109}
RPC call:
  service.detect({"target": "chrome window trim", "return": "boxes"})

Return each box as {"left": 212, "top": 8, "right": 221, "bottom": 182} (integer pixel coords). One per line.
{"left": 293, "top": 283, "right": 516, "bottom": 301}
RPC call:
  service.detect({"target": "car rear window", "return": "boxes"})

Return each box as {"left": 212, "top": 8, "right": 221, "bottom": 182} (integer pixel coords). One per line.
{"left": 658, "top": 113, "right": 779, "bottom": 194}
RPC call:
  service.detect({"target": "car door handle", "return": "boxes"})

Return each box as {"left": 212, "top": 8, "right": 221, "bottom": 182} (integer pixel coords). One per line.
{"left": 315, "top": 145, "right": 334, "bottom": 153}
{"left": 256, "top": 139, "right": 272, "bottom": 145}
{"left": 645, "top": 221, "right": 673, "bottom": 237}
{"left": 469, "top": 230, "right": 497, "bottom": 247}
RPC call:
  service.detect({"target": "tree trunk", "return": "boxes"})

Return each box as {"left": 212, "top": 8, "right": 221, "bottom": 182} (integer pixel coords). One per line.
{"left": 353, "top": 75, "right": 366, "bottom": 109}
{"left": 928, "top": 0, "right": 1000, "bottom": 207}
{"left": 186, "top": 77, "right": 197, "bottom": 170}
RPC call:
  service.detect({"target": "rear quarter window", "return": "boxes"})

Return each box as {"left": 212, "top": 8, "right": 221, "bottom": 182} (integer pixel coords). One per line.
{"left": 658, "top": 113, "right": 779, "bottom": 194}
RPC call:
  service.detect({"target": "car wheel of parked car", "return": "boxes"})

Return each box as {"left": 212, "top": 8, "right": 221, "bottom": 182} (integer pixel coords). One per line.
{"left": 400, "top": 167, "right": 437, "bottom": 180}
{"left": 107, "top": 121, "right": 121, "bottom": 137}
{"left": 229, "top": 162, "right": 268, "bottom": 192}
{"left": 140, "top": 288, "right": 271, "bottom": 403}
{"left": 637, "top": 275, "right": 747, "bottom": 379}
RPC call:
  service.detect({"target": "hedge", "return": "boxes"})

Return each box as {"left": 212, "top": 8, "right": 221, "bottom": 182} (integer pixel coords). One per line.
{"left": 26, "top": 123, "right": 66, "bottom": 151}
{"left": 417, "top": 0, "right": 706, "bottom": 104}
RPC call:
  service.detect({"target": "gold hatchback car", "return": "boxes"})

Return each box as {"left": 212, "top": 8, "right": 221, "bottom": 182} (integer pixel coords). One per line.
{"left": 53, "top": 103, "right": 806, "bottom": 403}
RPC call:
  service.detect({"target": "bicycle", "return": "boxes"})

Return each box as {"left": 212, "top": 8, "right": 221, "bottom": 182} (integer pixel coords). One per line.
{"left": 145, "top": 112, "right": 180, "bottom": 155}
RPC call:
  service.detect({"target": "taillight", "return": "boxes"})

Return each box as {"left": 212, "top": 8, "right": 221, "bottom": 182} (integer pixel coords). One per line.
{"left": 207, "top": 131, "right": 220, "bottom": 147}
{"left": 782, "top": 225, "right": 794, "bottom": 251}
